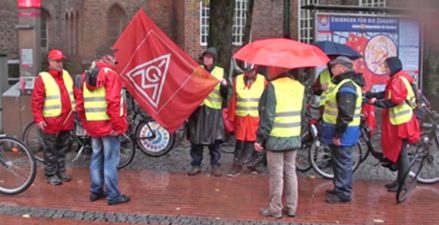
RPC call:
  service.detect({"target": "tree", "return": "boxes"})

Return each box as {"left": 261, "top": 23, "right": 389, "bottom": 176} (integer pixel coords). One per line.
{"left": 207, "top": 0, "right": 235, "bottom": 78}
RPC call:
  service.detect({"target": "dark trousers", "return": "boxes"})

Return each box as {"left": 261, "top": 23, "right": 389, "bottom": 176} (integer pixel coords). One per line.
{"left": 397, "top": 140, "right": 409, "bottom": 182}
{"left": 331, "top": 144, "right": 353, "bottom": 200}
{"left": 40, "top": 130, "right": 71, "bottom": 178}
{"left": 190, "top": 142, "right": 221, "bottom": 167}
{"left": 233, "top": 140, "right": 265, "bottom": 170}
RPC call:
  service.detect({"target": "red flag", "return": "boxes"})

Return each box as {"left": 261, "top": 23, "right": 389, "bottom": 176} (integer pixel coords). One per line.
{"left": 113, "top": 9, "right": 219, "bottom": 133}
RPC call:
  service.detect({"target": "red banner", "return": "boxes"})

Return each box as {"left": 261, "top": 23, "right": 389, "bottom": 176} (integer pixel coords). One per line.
{"left": 113, "top": 9, "right": 218, "bottom": 133}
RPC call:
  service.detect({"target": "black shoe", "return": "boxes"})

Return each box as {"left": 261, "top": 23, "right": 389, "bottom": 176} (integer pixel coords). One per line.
{"left": 260, "top": 207, "right": 282, "bottom": 219}
{"left": 283, "top": 207, "right": 296, "bottom": 217}
{"left": 325, "top": 189, "right": 337, "bottom": 195}
{"left": 385, "top": 181, "right": 398, "bottom": 189}
{"left": 46, "top": 176, "right": 62, "bottom": 186}
{"left": 325, "top": 194, "right": 351, "bottom": 204}
{"left": 108, "top": 195, "right": 130, "bottom": 205}
{"left": 386, "top": 182, "right": 399, "bottom": 192}
{"left": 90, "top": 192, "right": 107, "bottom": 202}
{"left": 227, "top": 166, "right": 242, "bottom": 177}
{"left": 211, "top": 165, "right": 222, "bottom": 177}
{"left": 187, "top": 166, "right": 201, "bottom": 176}
{"left": 57, "top": 172, "right": 71, "bottom": 182}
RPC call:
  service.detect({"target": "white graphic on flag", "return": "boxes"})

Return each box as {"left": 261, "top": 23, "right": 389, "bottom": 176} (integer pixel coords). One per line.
{"left": 126, "top": 54, "right": 171, "bottom": 108}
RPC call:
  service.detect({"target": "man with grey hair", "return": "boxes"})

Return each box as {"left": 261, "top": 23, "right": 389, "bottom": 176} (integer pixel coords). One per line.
{"left": 320, "top": 56, "right": 365, "bottom": 204}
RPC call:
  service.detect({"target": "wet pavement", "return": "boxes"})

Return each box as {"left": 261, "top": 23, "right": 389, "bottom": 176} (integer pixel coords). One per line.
{"left": 1, "top": 142, "right": 439, "bottom": 225}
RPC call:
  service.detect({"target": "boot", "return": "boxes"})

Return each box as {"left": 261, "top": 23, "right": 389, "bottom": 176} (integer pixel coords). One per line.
{"left": 187, "top": 166, "right": 201, "bottom": 176}
{"left": 210, "top": 165, "right": 222, "bottom": 177}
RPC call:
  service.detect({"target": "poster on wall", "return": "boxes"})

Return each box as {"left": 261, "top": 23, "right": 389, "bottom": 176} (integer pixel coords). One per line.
{"left": 315, "top": 13, "right": 421, "bottom": 92}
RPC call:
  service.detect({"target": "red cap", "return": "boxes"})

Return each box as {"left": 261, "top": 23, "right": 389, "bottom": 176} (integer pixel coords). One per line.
{"left": 48, "top": 49, "right": 65, "bottom": 60}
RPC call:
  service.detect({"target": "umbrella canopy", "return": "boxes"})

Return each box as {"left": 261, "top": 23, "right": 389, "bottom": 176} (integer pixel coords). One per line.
{"left": 313, "top": 41, "right": 362, "bottom": 60}
{"left": 233, "top": 38, "right": 330, "bottom": 69}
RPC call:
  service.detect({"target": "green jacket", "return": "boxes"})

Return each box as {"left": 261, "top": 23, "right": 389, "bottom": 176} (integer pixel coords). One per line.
{"left": 256, "top": 76, "right": 304, "bottom": 151}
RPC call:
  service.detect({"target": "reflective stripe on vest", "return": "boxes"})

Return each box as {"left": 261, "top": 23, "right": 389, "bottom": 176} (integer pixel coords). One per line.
{"left": 235, "top": 74, "right": 265, "bottom": 117}
{"left": 318, "top": 69, "right": 335, "bottom": 107}
{"left": 270, "top": 77, "right": 304, "bottom": 137}
{"left": 388, "top": 76, "right": 416, "bottom": 125}
{"left": 83, "top": 69, "right": 124, "bottom": 121}
{"left": 40, "top": 70, "right": 75, "bottom": 117}
{"left": 323, "top": 79, "right": 362, "bottom": 126}
{"left": 202, "top": 66, "right": 224, "bottom": 109}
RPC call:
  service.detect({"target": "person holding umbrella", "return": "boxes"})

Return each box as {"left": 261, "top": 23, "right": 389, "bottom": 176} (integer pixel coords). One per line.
{"left": 255, "top": 67, "right": 305, "bottom": 219}
{"left": 227, "top": 63, "right": 267, "bottom": 177}
{"left": 312, "top": 41, "right": 362, "bottom": 113}
{"left": 321, "top": 56, "right": 365, "bottom": 204}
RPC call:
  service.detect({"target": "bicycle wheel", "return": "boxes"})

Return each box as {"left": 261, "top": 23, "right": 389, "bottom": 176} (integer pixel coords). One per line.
{"left": 396, "top": 145, "right": 425, "bottom": 203}
{"left": 414, "top": 134, "right": 439, "bottom": 184}
{"left": 296, "top": 140, "right": 312, "bottom": 172}
{"left": 135, "top": 121, "right": 175, "bottom": 157}
{"left": 309, "top": 140, "right": 362, "bottom": 179}
{"left": 0, "top": 136, "right": 37, "bottom": 195}
{"left": 22, "top": 122, "right": 44, "bottom": 163}
{"left": 118, "top": 133, "right": 135, "bottom": 170}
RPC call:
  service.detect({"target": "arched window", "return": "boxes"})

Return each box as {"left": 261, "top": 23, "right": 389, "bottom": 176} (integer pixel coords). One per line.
{"left": 107, "top": 4, "right": 126, "bottom": 45}
{"left": 40, "top": 9, "right": 50, "bottom": 51}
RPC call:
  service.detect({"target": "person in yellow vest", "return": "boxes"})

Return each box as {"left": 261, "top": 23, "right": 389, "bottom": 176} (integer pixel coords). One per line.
{"left": 187, "top": 47, "right": 229, "bottom": 177}
{"left": 227, "top": 63, "right": 267, "bottom": 176}
{"left": 366, "top": 57, "right": 420, "bottom": 192}
{"left": 312, "top": 56, "right": 337, "bottom": 114}
{"left": 321, "top": 56, "right": 364, "bottom": 204}
{"left": 76, "top": 45, "right": 130, "bottom": 205}
{"left": 255, "top": 67, "right": 304, "bottom": 219}
{"left": 31, "top": 49, "right": 75, "bottom": 186}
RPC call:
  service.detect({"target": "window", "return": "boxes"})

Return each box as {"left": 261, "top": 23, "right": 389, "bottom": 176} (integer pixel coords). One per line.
{"left": 298, "top": 0, "right": 320, "bottom": 43}
{"left": 65, "top": 10, "right": 80, "bottom": 56}
{"left": 199, "top": 0, "right": 248, "bottom": 46}
{"left": 199, "top": 2, "right": 209, "bottom": 45}
{"left": 40, "top": 9, "right": 50, "bottom": 51}
{"left": 107, "top": 5, "right": 126, "bottom": 45}
{"left": 359, "top": 0, "right": 386, "bottom": 7}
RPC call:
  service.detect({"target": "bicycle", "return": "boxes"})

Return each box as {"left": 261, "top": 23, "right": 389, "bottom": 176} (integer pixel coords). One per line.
{"left": 126, "top": 94, "right": 176, "bottom": 157}
{"left": 0, "top": 134, "right": 36, "bottom": 195}
{"left": 396, "top": 134, "right": 432, "bottom": 203}
{"left": 22, "top": 120, "right": 135, "bottom": 170}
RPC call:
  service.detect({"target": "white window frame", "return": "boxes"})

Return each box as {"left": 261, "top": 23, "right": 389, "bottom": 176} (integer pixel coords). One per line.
{"left": 199, "top": 0, "right": 248, "bottom": 46}
{"left": 199, "top": 2, "right": 209, "bottom": 46}
{"left": 298, "top": 0, "right": 320, "bottom": 44}
{"left": 359, "top": 0, "right": 386, "bottom": 7}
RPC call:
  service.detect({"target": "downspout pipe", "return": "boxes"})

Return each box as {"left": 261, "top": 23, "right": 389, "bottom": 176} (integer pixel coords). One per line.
{"left": 283, "top": 0, "right": 290, "bottom": 38}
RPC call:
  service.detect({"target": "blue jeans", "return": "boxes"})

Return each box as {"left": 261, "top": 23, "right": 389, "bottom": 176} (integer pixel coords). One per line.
{"left": 90, "top": 136, "right": 121, "bottom": 202}
{"left": 330, "top": 144, "right": 353, "bottom": 200}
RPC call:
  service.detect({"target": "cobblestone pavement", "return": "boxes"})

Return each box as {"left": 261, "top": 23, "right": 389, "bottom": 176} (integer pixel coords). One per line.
{"left": 67, "top": 135, "right": 397, "bottom": 182}
{"left": 2, "top": 134, "right": 439, "bottom": 225}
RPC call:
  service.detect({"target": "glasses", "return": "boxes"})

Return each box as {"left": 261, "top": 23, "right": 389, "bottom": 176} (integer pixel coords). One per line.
{"left": 50, "top": 60, "right": 63, "bottom": 63}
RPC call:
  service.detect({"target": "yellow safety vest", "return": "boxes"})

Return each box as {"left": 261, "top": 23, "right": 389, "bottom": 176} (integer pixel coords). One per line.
{"left": 40, "top": 70, "right": 75, "bottom": 117}
{"left": 323, "top": 79, "right": 362, "bottom": 126}
{"left": 388, "top": 76, "right": 417, "bottom": 125}
{"left": 83, "top": 68, "right": 124, "bottom": 121}
{"left": 202, "top": 66, "right": 224, "bottom": 109}
{"left": 270, "top": 77, "right": 304, "bottom": 137}
{"left": 318, "top": 69, "right": 335, "bottom": 107}
{"left": 235, "top": 74, "right": 265, "bottom": 117}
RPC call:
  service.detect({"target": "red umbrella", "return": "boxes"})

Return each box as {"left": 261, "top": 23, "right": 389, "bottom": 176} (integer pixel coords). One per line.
{"left": 233, "top": 38, "right": 330, "bottom": 69}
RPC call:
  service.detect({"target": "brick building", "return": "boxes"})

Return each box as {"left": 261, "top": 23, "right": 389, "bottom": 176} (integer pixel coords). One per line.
{"left": 0, "top": 0, "right": 434, "bottom": 77}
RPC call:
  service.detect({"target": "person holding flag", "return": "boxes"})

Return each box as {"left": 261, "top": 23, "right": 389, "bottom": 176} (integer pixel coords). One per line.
{"left": 187, "top": 47, "right": 229, "bottom": 177}
{"left": 31, "top": 49, "right": 75, "bottom": 186}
